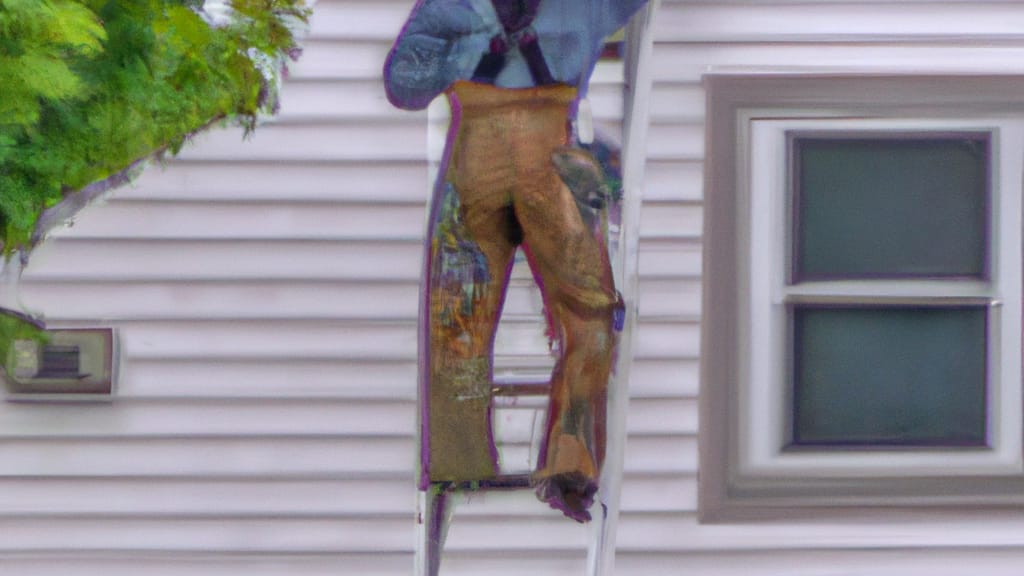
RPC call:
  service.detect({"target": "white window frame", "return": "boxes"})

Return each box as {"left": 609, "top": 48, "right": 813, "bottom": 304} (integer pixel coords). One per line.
{"left": 700, "top": 74, "right": 1024, "bottom": 522}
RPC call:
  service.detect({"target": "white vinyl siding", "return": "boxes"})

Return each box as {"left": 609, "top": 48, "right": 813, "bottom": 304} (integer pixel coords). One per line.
{"left": 2, "top": 0, "right": 1023, "bottom": 574}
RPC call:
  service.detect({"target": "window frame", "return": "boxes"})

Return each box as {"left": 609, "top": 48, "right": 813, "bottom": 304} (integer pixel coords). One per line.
{"left": 700, "top": 74, "right": 1024, "bottom": 522}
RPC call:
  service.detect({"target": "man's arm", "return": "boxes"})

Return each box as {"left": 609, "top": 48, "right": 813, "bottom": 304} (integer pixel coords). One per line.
{"left": 383, "top": 0, "right": 487, "bottom": 110}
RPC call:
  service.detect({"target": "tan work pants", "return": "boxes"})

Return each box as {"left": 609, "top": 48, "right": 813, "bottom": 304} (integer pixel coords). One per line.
{"left": 425, "top": 81, "right": 618, "bottom": 504}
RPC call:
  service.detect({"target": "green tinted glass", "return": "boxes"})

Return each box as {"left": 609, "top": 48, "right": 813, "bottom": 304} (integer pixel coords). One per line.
{"left": 793, "top": 135, "right": 989, "bottom": 280}
{"left": 792, "top": 306, "right": 987, "bottom": 447}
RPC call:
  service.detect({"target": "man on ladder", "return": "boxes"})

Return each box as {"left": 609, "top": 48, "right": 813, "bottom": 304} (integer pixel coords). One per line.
{"left": 384, "top": 0, "right": 649, "bottom": 527}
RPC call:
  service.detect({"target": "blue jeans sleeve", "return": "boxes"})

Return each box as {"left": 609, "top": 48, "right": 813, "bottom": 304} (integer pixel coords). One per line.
{"left": 384, "top": 0, "right": 489, "bottom": 110}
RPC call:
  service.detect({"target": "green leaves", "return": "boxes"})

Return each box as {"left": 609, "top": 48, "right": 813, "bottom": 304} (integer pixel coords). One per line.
{"left": 0, "top": 311, "right": 47, "bottom": 382}
{"left": 0, "top": 0, "right": 310, "bottom": 254}
{"left": 0, "top": 0, "right": 105, "bottom": 126}
{"left": 47, "top": 1, "right": 106, "bottom": 54}
{"left": 17, "top": 52, "right": 83, "bottom": 101}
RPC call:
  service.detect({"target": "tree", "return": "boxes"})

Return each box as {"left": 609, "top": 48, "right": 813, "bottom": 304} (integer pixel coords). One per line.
{"left": 0, "top": 0, "right": 310, "bottom": 356}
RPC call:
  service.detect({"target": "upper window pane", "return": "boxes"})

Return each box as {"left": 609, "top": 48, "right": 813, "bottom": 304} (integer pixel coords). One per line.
{"left": 792, "top": 134, "right": 990, "bottom": 281}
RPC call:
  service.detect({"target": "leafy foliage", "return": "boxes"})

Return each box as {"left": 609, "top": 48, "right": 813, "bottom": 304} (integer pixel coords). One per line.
{"left": 0, "top": 0, "right": 310, "bottom": 253}
{"left": 0, "top": 313, "right": 48, "bottom": 378}
{"left": 0, "top": 0, "right": 309, "bottom": 374}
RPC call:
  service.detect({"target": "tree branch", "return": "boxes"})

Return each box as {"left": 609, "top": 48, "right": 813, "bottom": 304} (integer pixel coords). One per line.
{"left": 28, "top": 114, "right": 231, "bottom": 252}
{"left": 30, "top": 156, "right": 151, "bottom": 250}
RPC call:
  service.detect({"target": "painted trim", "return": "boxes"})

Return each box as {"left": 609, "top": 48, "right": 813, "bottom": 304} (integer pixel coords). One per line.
{"left": 701, "top": 73, "right": 1024, "bottom": 522}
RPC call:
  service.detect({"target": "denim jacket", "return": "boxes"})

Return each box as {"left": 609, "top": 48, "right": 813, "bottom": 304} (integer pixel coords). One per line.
{"left": 383, "top": 0, "right": 649, "bottom": 110}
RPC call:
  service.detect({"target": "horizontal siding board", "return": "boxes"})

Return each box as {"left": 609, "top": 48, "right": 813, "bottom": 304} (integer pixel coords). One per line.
{"left": 629, "top": 358, "right": 699, "bottom": 398}
{"left": 13, "top": 550, "right": 1024, "bottom": 576}
{"left": 22, "top": 281, "right": 421, "bottom": 321}
{"left": 654, "top": 2, "right": 1024, "bottom": 43}
{"left": 617, "top": 549, "right": 1024, "bottom": 576}
{"left": 115, "top": 356, "right": 696, "bottom": 399}
{"left": 0, "top": 517, "right": 413, "bottom": 553}
{"left": 651, "top": 43, "right": 1024, "bottom": 82}
{"left": 121, "top": 161, "right": 430, "bottom": 203}
{"left": 434, "top": 473, "right": 697, "bottom": 516}
{"left": 635, "top": 278, "right": 701, "bottom": 319}
{"left": 277, "top": 79, "right": 402, "bottom": 121}
{"left": 645, "top": 159, "right": 703, "bottom": 202}
{"left": 433, "top": 553, "right": 587, "bottom": 576}
{"left": 21, "top": 511, "right": 1024, "bottom": 555}
{"left": 645, "top": 122, "right": 704, "bottom": 161}
{"left": 55, "top": 318, "right": 695, "bottom": 361}
{"left": 50, "top": 201, "right": 428, "bottom": 241}
{"left": 441, "top": 503, "right": 1024, "bottom": 553}
{"left": 648, "top": 83, "right": 706, "bottom": 123}
{"left": 0, "top": 400, "right": 416, "bottom": 439}
{"left": 119, "top": 358, "right": 419, "bottom": 399}
{"left": 20, "top": 277, "right": 697, "bottom": 321}
{"left": 0, "top": 474, "right": 693, "bottom": 517}
{"left": 11, "top": 549, "right": 1024, "bottom": 576}
{"left": 0, "top": 517, "right": 841, "bottom": 555}
{"left": 288, "top": 39, "right": 389, "bottom": 80}
{"left": 616, "top": 514, "right": 1024, "bottom": 553}
{"left": 623, "top": 436, "right": 697, "bottom": 474}
{"left": 0, "top": 435, "right": 691, "bottom": 478}
{"left": 306, "top": 0, "right": 409, "bottom": 42}
{"left": 442, "top": 517, "right": 590, "bottom": 552}
{"left": 639, "top": 201, "right": 703, "bottom": 240}
{"left": 619, "top": 474, "right": 697, "bottom": 513}
{"left": 25, "top": 550, "right": 1024, "bottom": 576}
{"left": 0, "top": 437, "right": 414, "bottom": 477}
{"left": 0, "top": 478, "right": 416, "bottom": 516}
{"left": 50, "top": 200, "right": 699, "bottom": 241}
{"left": 0, "top": 397, "right": 690, "bottom": 439}
{"left": 0, "top": 554, "right": 413, "bottom": 576}
{"left": 627, "top": 398, "right": 698, "bottom": 436}
{"left": 105, "top": 320, "right": 420, "bottom": 361}
{"left": 26, "top": 237, "right": 695, "bottom": 282}
{"left": 633, "top": 320, "right": 700, "bottom": 360}
{"left": 26, "top": 239, "right": 426, "bottom": 282}
{"left": 174, "top": 122, "right": 428, "bottom": 162}
{"left": 637, "top": 240, "right": 702, "bottom": 279}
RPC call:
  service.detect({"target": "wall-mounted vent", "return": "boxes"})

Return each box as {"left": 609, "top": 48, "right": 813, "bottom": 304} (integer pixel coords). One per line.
{"left": 4, "top": 328, "right": 117, "bottom": 400}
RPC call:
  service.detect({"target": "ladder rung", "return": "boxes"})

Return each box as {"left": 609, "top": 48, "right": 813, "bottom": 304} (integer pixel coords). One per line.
{"left": 492, "top": 381, "right": 550, "bottom": 397}
{"left": 445, "top": 474, "right": 532, "bottom": 492}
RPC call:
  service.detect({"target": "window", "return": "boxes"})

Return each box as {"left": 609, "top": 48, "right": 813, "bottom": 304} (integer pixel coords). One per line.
{"left": 700, "top": 75, "right": 1024, "bottom": 521}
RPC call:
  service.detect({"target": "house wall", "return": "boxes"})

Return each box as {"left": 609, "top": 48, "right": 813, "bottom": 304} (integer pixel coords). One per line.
{"left": 3, "top": 0, "right": 1024, "bottom": 574}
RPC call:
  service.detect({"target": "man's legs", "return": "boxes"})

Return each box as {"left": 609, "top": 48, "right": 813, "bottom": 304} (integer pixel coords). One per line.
{"left": 513, "top": 151, "right": 618, "bottom": 521}
{"left": 425, "top": 177, "right": 518, "bottom": 483}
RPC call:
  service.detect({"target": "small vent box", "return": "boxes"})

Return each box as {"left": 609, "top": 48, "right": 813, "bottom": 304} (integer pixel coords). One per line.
{"left": 4, "top": 328, "right": 117, "bottom": 399}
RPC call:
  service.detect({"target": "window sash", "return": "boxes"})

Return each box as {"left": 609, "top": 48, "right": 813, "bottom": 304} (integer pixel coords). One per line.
{"left": 788, "top": 303, "right": 990, "bottom": 448}
{"left": 788, "top": 130, "right": 992, "bottom": 282}
{"left": 736, "top": 114, "right": 1023, "bottom": 479}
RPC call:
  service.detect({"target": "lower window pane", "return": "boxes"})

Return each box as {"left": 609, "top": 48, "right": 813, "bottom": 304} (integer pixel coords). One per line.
{"left": 792, "top": 306, "right": 987, "bottom": 447}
